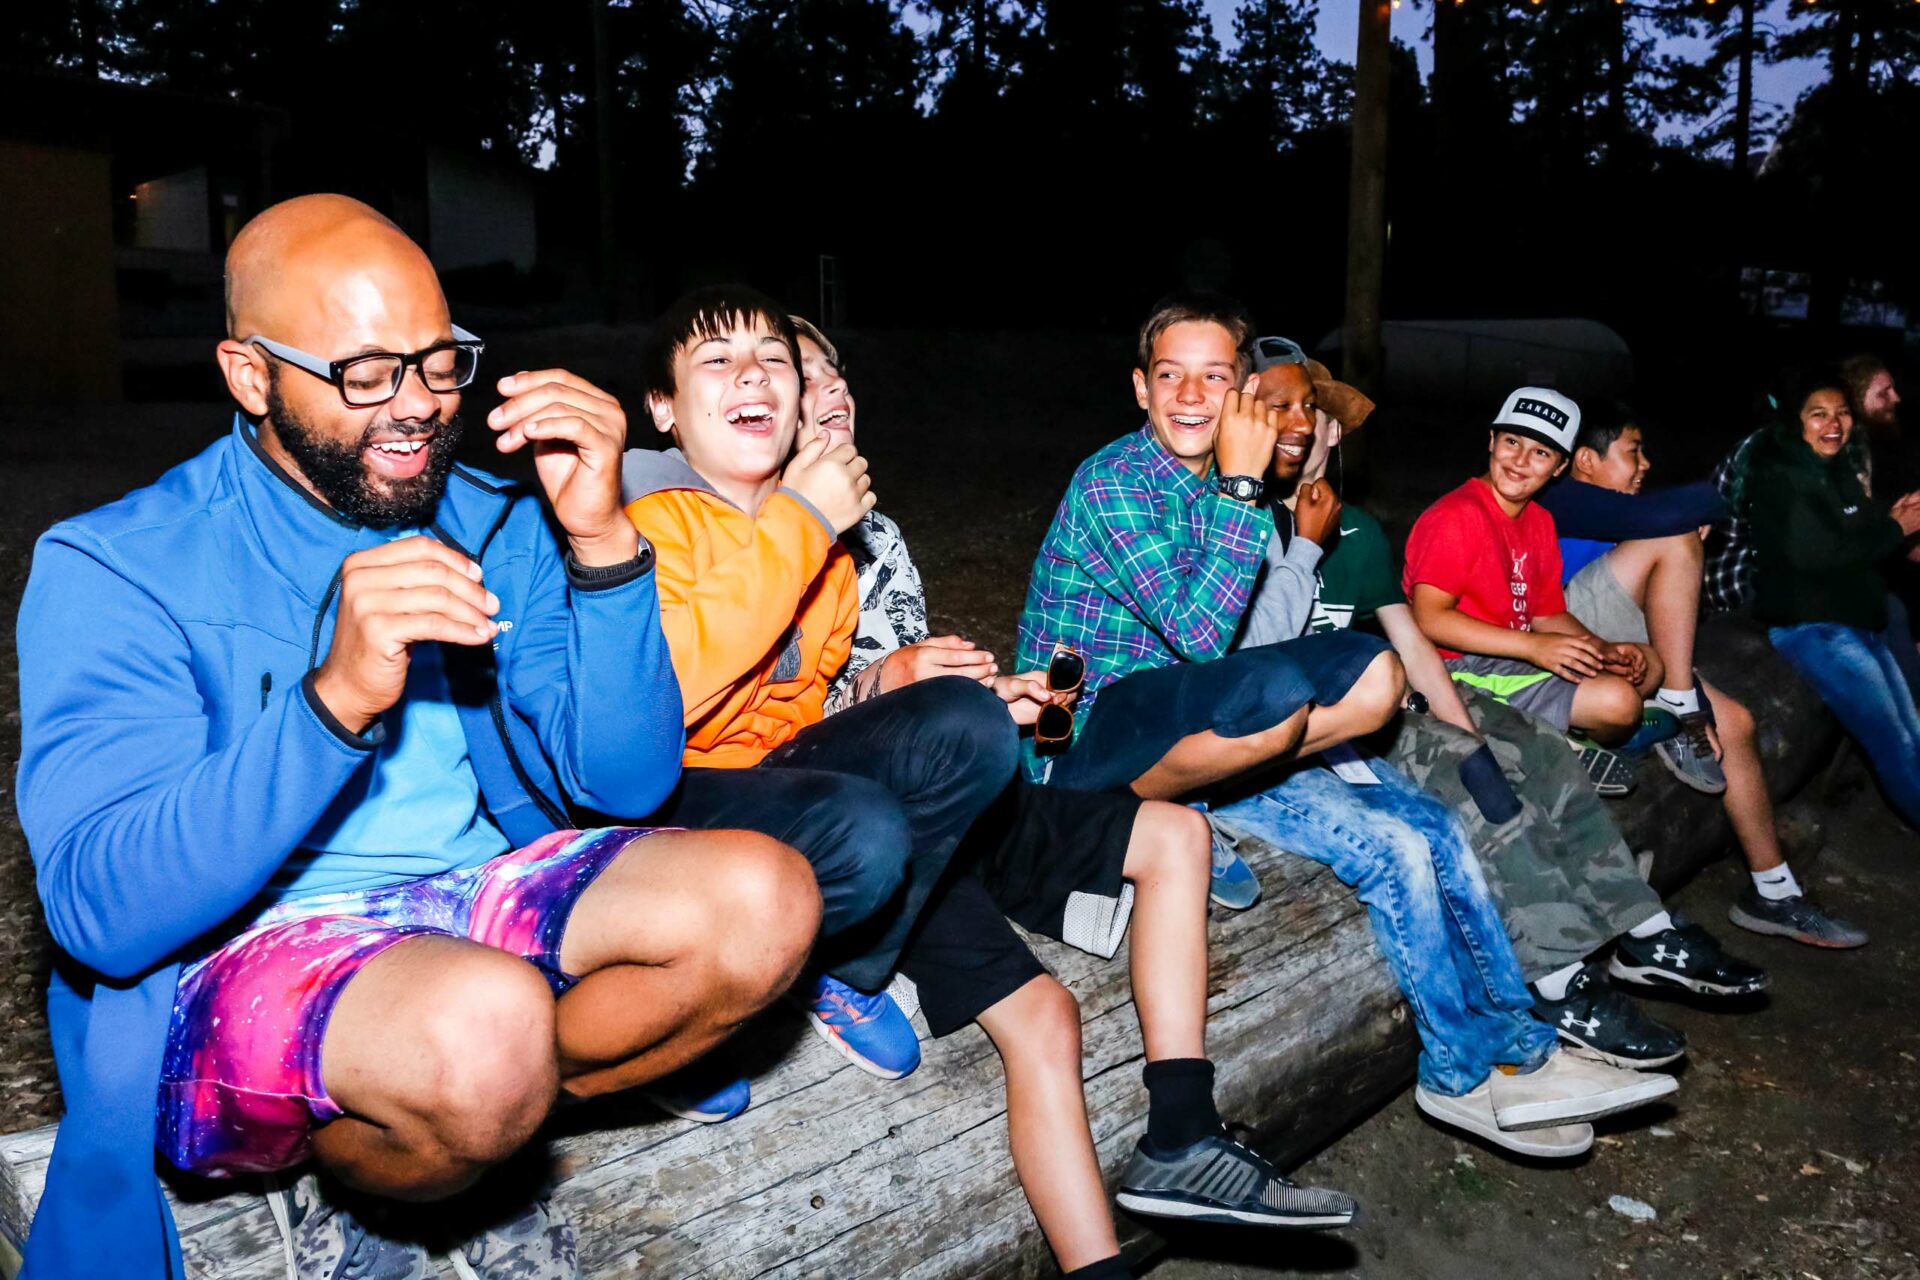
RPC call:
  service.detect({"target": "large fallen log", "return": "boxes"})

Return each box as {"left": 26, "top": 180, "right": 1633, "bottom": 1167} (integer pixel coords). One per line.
{"left": 1618, "top": 615, "right": 1839, "bottom": 889}
{"left": 0, "top": 617, "right": 1837, "bottom": 1279}
{"left": 0, "top": 846, "right": 1416, "bottom": 1280}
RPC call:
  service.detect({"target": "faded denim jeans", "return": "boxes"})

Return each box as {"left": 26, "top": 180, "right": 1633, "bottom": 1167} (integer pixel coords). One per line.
{"left": 1211, "top": 759, "right": 1555, "bottom": 1097}
{"left": 1770, "top": 621, "right": 1920, "bottom": 831}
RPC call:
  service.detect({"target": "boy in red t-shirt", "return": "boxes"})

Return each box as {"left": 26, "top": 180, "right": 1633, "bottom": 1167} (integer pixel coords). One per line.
{"left": 1405, "top": 389, "right": 1659, "bottom": 793}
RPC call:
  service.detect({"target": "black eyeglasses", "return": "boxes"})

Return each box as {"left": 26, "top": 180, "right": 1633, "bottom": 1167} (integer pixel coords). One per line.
{"left": 247, "top": 325, "right": 485, "bottom": 407}
{"left": 1033, "top": 645, "right": 1086, "bottom": 752}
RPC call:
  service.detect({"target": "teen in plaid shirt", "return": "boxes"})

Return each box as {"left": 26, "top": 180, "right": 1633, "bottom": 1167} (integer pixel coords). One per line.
{"left": 1018, "top": 294, "right": 1684, "bottom": 1160}
{"left": 1016, "top": 294, "right": 1402, "bottom": 800}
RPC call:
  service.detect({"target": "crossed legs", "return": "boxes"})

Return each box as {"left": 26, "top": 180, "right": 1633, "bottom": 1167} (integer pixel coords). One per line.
{"left": 305, "top": 829, "right": 818, "bottom": 1200}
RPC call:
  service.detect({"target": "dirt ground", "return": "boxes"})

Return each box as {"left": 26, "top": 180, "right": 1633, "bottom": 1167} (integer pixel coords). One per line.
{"left": 2, "top": 328, "right": 1916, "bottom": 1279}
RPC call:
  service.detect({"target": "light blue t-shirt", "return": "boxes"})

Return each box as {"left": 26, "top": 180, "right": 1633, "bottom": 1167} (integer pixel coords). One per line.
{"left": 273, "top": 638, "right": 510, "bottom": 902}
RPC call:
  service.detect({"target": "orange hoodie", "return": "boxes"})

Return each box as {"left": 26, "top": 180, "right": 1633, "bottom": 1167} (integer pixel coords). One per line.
{"left": 622, "top": 448, "right": 858, "bottom": 769}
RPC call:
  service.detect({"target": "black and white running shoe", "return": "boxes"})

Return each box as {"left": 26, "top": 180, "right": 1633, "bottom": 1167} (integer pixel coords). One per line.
{"left": 1610, "top": 918, "right": 1769, "bottom": 996}
{"left": 1532, "top": 962, "right": 1687, "bottom": 1069}
{"left": 1115, "top": 1132, "right": 1356, "bottom": 1229}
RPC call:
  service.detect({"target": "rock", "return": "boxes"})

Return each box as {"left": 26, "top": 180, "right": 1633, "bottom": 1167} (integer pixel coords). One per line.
{"left": 1608, "top": 1195, "right": 1658, "bottom": 1222}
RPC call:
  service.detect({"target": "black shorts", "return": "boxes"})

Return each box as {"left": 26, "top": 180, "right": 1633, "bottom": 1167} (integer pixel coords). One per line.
{"left": 1045, "top": 631, "right": 1390, "bottom": 793}
{"left": 897, "top": 781, "right": 1143, "bottom": 1037}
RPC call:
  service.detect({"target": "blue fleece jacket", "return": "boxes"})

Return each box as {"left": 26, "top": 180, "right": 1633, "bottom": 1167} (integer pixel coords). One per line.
{"left": 13, "top": 417, "right": 685, "bottom": 1278}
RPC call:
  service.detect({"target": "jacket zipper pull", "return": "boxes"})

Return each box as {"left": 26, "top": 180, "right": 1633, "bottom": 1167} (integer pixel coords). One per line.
{"left": 261, "top": 671, "right": 273, "bottom": 710}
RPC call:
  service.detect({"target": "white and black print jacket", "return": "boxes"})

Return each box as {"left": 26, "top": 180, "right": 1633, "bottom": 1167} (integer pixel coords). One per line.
{"left": 823, "top": 509, "right": 930, "bottom": 714}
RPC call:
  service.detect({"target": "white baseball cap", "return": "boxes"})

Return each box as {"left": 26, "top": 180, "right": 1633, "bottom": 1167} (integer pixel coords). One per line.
{"left": 1492, "top": 387, "right": 1581, "bottom": 456}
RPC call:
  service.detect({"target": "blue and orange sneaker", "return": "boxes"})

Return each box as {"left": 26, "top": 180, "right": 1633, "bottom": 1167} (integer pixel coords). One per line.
{"left": 799, "top": 974, "right": 921, "bottom": 1078}
{"left": 641, "top": 1059, "right": 751, "bottom": 1124}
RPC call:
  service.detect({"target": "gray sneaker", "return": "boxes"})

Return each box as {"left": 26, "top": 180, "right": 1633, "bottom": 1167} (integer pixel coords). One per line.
{"left": 1573, "top": 741, "right": 1637, "bottom": 797}
{"left": 1728, "top": 884, "right": 1868, "bottom": 949}
{"left": 267, "top": 1172, "right": 430, "bottom": 1280}
{"left": 1654, "top": 713, "right": 1727, "bottom": 794}
{"left": 1115, "top": 1132, "right": 1355, "bottom": 1229}
{"left": 444, "top": 1192, "right": 579, "bottom": 1280}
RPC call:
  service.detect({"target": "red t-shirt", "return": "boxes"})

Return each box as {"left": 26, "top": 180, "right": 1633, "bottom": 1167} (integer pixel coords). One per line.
{"left": 1402, "top": 478, "right": 1566, "bottom": 660}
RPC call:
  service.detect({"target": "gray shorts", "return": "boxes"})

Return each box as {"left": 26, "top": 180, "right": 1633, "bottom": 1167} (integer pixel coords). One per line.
{"left": 1442, "top": 654, "right": 1578, "bottom": 732}
{"left": 1565, "top": 554, "right": 1650, "bottom": 645}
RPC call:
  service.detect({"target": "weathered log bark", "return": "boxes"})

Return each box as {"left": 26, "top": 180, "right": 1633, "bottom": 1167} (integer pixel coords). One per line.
{"left": 1620, "top": 615, "right": 1839, "bottom": 890}
{"left": 0, "top": 852, "right": 1416, "bottom": 1280}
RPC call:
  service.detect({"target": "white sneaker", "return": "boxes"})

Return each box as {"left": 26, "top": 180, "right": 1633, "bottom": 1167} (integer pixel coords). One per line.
{"left": 1488, "top": 1049, "right": 1677, "bottom": 1131}
{"left": 1413, "top": 1083, "right": 1594, "bottom": 1158}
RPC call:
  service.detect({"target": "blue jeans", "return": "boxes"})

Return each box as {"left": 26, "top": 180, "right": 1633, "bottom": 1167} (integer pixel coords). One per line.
{"left": 1769, "top": 622, "right": 1920, "bottom": 830}
{"left": 1211, "top": 761, "right": 1554, "bottom": 1096}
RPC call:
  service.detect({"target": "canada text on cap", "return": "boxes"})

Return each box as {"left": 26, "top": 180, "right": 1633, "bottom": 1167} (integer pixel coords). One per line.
{"left": 1492, "top": 386, "right": 1580, "bottom": 456}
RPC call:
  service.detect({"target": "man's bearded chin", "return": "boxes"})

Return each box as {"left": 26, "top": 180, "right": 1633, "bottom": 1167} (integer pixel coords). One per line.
{"left": 266, "top": 377, "right": 463, "bottom": 528}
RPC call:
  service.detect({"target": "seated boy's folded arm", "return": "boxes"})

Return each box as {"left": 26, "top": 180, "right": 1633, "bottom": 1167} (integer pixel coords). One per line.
{"left": 1081, "top": 481, "right": 1268, "bottom": 661}
{"left": 16, "top": 537, "right": 370, "bottom": 978}
{"left": 1407, "top": 582, "right": 1543, "bottom": 664}
{"left": 626, "top": 492, "right": 835, "bottom": 714}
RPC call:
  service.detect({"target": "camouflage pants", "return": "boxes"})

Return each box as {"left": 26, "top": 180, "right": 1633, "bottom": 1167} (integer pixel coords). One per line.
{"left": 1384, "top": 687, "right": 1663, "bottom": 980}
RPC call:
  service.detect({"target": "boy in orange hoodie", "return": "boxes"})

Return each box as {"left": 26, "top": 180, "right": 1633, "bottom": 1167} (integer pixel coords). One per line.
{"left": 619, "top": 285, "right": 1019, "bottom": 1112}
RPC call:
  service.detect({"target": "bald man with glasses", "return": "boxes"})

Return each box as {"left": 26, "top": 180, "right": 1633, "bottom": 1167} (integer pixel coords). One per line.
{"left": 15, "top": 194, "right": 820, "bottom": 1279}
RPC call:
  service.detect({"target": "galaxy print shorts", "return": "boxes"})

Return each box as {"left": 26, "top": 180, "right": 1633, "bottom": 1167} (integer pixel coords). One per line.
{"left": 156, "top": 826, "right": 658, "bottom": 1177}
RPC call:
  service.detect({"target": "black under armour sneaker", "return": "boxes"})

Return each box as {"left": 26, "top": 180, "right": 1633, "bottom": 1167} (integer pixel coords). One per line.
{"left": 1115, "top": 1131, "right": 1356, "bottom": 1229}
{"left": 1609, "top": 918, "right": 1769, "bottom": 997}
{"left": 1532, "top": 962, "right": 1687, "bottom": 1069}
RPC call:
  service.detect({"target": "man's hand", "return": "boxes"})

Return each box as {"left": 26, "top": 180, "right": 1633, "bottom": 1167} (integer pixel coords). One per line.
{"left": 989, "top": 671, "right": 1061, "bottom": 726}
{"left": 1293, "top": 479, "right": 1343, "bottom": 546}
{"left": 878, "top": 634, "right": 997, "bottom": 692}
{"left": 1600, "top": 641, "right": 1648, "bottom": 685}
{"left": 782, "top": 436, "right": 876, "bottom": 534}
{"left": 1214, "top": 387, "right": 1281, "bottom": 483}
{"left": 311, "top": 537, "right": 499, "bottom": 733}
{"left": 490, "top": 370, "right": 638, "bottom": 567}
{"left": 1526, "top": 631, "right": 1608, "bottom": 681}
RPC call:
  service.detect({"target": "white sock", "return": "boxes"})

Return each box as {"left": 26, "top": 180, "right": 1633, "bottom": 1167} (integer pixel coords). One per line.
{"left": 1532, "top": 961, "right": 1582, "bottom": 1001}
{"left": 1628, "top": 910, "right": 1675, "bottom": 939}
{"left": 1654, "top": 687, "right": 1701, "bottom": 715}
{"left": 1752, "top": 863, "right": 1802, "bottom": 901}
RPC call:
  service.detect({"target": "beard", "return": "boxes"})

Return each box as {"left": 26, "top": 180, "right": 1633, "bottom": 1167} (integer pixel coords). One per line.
{"left": 266, "top": 372, "right": 464, "bottom": 528}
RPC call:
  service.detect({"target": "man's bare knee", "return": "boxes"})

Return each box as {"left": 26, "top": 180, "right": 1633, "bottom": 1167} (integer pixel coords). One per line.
{"left": 704, "top": 831, "right": 821, "bottom": 1014}
{"left": 414, "top": 957, "right": 558, "bottom": 1168}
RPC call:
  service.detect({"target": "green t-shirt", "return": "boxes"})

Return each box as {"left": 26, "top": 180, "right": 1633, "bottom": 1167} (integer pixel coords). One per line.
{"left": 1307, "top": 506, "right": 1403, "bottom": 633}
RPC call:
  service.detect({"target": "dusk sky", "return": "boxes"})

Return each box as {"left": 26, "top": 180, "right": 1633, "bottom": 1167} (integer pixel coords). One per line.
{"left": 1199, "top": 0, "right": 1827, "bottom": 145}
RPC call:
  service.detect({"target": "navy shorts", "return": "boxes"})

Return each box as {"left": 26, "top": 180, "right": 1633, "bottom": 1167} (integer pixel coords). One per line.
{"left": 1044, "top": 632, "right": 1391, "bottom": 793}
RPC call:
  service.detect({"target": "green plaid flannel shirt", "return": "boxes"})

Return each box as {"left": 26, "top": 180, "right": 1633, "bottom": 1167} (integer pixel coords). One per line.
{"left": 1017, "top": 424, "right": 1272, "bottom": 778}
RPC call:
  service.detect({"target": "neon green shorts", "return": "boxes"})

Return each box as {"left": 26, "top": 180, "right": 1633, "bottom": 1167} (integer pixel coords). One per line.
{"left": 1441, "top": 654, "right": 1576, "bottom": 732}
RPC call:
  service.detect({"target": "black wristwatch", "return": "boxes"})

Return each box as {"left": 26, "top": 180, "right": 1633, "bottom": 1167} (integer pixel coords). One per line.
{"left": 1213, "top": 474, "right": 1265, "bottom": 503}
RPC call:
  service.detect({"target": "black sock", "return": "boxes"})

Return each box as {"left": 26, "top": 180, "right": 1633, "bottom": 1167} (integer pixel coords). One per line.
{"left": 1142, "top": 1057, "right": 1223, "bottom": 1154}
{"left": 1062, "top": 1256, "right": 1134, "bottom": 1280}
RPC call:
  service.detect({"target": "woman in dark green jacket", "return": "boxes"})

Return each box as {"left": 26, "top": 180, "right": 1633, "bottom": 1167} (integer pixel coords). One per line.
{"left": 1742, "top": 368, "right": 1920, "bottom": 829}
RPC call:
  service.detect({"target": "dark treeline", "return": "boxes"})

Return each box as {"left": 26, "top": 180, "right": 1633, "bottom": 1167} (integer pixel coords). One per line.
{"left": 11, "top": 0, "right": 1920, "bottom": 370}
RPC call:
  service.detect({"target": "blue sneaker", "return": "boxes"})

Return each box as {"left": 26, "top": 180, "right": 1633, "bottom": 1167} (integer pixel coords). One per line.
{"left": 1620, "top": 705, "right": 1681, "bottom": 756}
{"left": 799, "top": 974, "right": 921, "bottom": 1078}
{"left": 641, "top": 1061, "right": 751, "bottom": 1123}
{"left": 1206, "top": 820, "right": 1262, "bottom": 911}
